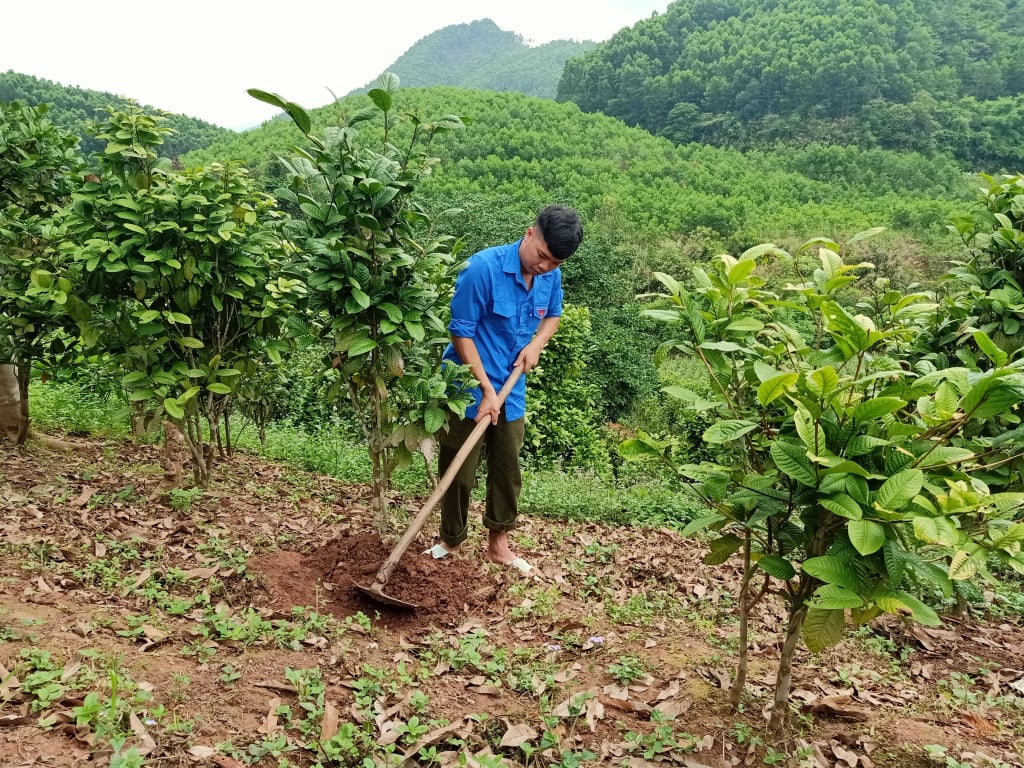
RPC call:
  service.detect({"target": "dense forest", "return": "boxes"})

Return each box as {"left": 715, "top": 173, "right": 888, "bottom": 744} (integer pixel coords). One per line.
{"left": 347, "top": 19, "right": 595, "bottom": 100}
{"left": 0, "top": 71, "right": 232, "bottom": 157}
{"left": 557, "top": 0, "right": 1024, "bottom": 169}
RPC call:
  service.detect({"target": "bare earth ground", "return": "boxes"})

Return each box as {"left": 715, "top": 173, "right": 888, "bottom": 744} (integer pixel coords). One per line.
{"left": 1, "top": 434, "right": 1023, "bottom": 768}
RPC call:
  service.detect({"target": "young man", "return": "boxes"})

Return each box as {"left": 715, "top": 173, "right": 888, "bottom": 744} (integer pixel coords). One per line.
{"left": 424, "top": 205, "right": 584, "bottom": 573}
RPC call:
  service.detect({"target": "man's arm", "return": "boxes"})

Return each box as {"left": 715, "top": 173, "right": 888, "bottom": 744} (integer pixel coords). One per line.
{"left": 515, "top": 315, "right": 561, "bottom": 373}
{"left": 451, "top": 335, "right": 502, "bottom": 425}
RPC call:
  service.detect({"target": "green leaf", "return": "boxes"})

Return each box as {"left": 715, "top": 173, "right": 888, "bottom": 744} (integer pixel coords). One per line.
{"left": 794, "top": 407, "right": 824, "bottom": 452}
{"left": 757, "top": 373, "right": 798, "bottom": 406}
{"left": 820, "top": 494, "right": 862, "bottom": 520}
{"left": 726, "top": 258, "right": 757, "bottom": 285}
{"left": 912, "top": 516, "right": 959, "bottom": 546}
{"left": 875, "top": 469, "right": 924, "bottom": 511}
{"left": 948, "top": 549, "right": 984, "bottom": 580}
{"left": 424, "top": 406, "right": 446, "bottom": 434}
{"left": 680, "top": 514, "right": 726, "bottom": 537}
{"left": 618, "top": 437, "right": 665, "bottom": 461}
{"left": 725, "top": 317, "right": 764, "bottom": 333}
{"left": 368, "top": 87, "right": 393, "bottom": 112}
{"left": 348, "top": 338, "right": 378, "bottom": 356}
{"left": 807, "top": 366, "right": 839, "bottom": 398}
{"left": 844, "top": 435, "right": 892, "bottom": 457}
{"left": 177, "top": 386, "right": 201, "bottom": 404}
{"left": 851, "top": 397, "right": 905, "bottom": 421}
{"left": 163, "top": 397, "right": 184, "bottom": 420}
{"left": 770, "top": 440, "right": 817, "bottom": 486}
{"left": 802, "top": 556, "right": 859, "bottom": 590}
{"left": 703, "top": 420, "right": 758, "bottom": 444}
{"left": 810, "top": 585, "right": 864, "bottom": 610}
{"left": 756, "top": 555, "right": 796, "bottom": 580}
{"left": 177, "top": 337, "right": 204, "bottom": 349}
{"left": 207, "top": 383, "right": 232, "bottom": 395}
{"left": 802, "top": 607, "right": 846, "bottom": 652}
{"left": 874, "top": 592, "right": 941, "bottom": 626}
{"left": 972, "top": 330, "right": 1008, "bottom": 367}
{"left": 247, "top": 88, "right": 311, "bottom": 134}
{"left": 848, "top": 519, "right": 886, "bottom": 555}
{"left": 704, "top": 534, "right": 743, "bottom": 565}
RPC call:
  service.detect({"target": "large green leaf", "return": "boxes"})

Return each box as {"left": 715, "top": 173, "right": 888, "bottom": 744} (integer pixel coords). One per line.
{"left": 844, "top": 435, "right": 891, "bottom": 457}
{"left": 680, "top": 514, "right": 726, "bottom": 536}
{"left": 756, "top": 554, "right": 796, "bottom": 580}
{"left": 848, "top": 519, "right": 886, "bottom": 555}
{"left": 423, "top": 406, "right": 446, "bottom": 434}
{"left": 704, "top": 534, "right": 743, "bottom": 565}
{"left": 875, "top": 469, "right": 924, "bottom": 511}
{"left": 972, "top": 330, "right": 1008, "bottom": 367}
{"left": 874, "top": 591, "right": 941, "bottom": 626}
{"left": 912, "top": 516, "right": 959, "bottom": 546}
{"left": 703, "top": 420, "right": 758, "bottom": 444}
{"left": 810, "top": 585, "right": 864, "bottom": 610}
{"left": 802, "top": 556, "right": 859, "bottom": 590}
{"left": 618, "top": 437, "right": 667, "bottom": 461}
{"left": 851, "top": 397, "right": 905, "bottom": 421}
{"left": 247, "top": 88, "right": 311, "bottom": 135}
{"left": 770, "top": 440, "right": 817, "bottom": 486}
{"left": 802, "top": 607, "right": 846, "bottom": 652}
{"left": 820, "top": 494, "right": 862, "bottom": 520}
{"left": 807, "top": 366, "right": 839, "bottom": 398}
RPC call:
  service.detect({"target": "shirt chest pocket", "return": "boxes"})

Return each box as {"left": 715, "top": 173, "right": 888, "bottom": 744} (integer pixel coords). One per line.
{"left": 492, "top": 301, "right": 518, "bottom": 337}
{"left": 531, "top": 281, "right": 553, "bottom": 320}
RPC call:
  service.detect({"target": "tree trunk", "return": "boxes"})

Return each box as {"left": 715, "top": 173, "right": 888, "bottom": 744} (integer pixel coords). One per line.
{"left": 0, "top": 363, "right": 24, "bottom": 444}
{"left": 768, "top": 580, "right": 814, "bottom": 731}
{"left": 149, "top": 420, "right": 187, "bottom": 499}
{"left": 729, "top": 535, "right": 753, "bottom": 709}
{"left": 12, "top": 362, "right": 32, "bottom": 446}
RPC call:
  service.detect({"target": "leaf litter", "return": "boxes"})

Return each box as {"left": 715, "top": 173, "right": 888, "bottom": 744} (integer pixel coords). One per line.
{"left": 0, "top": 435, "right": 1022, "bottom": 767}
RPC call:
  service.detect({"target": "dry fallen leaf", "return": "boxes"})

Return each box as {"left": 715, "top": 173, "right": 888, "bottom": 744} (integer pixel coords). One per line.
{"left": 259, "top": 697, "right": 281, "bottom": 735}
{"left": 129, "top": 711, "right": 157, "bottom": 755}
{"left": 321, "top": 700, "right": 340, "bottom": 741}
{"left": 831, "top": 741, "right": 859, "bottom": 767}
{"left": 499, "top": 722, "right": 538, "bottom": 748}
{"left": 806, "top": 694, "right": 871, "bottom": 722}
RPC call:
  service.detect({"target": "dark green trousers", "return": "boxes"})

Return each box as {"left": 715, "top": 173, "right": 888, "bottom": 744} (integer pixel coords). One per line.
{"left": 438, "top": 409, "right": 525, "bottom": 548}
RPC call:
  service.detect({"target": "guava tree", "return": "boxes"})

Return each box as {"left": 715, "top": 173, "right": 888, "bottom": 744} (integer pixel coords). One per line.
{"left": 64, "top": 104, "right": 300, "bottom": 486}
{"left": 0, "top": 100, "right": 84, "bottom": 445}
{"left": 249, "top": 76, "right": 474, "bottom": 531}
{"left": 623, "top": 236, "right": 1024, "bottom": 729}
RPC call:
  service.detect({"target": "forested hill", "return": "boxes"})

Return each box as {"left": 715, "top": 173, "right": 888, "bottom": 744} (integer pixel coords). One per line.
{"left": 348, "top": 19, "right": 595, "bottom": 99}
{"left": 557, "top": 0, "right": 1024, "bottom": 171}
{"left": 0, "top": 71, "right": 233, "bottom": 158}
{"left": 183, "top": 85, "right": 970, "bottom": 253}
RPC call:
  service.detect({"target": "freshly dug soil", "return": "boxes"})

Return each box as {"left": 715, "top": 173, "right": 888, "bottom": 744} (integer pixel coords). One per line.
{"left": 249, "top": 531, "right": 505, "bottom": 633}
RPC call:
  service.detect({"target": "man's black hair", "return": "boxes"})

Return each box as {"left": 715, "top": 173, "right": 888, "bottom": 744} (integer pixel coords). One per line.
{"left": 535, "top": 204, "right": 583, "bottom": 260}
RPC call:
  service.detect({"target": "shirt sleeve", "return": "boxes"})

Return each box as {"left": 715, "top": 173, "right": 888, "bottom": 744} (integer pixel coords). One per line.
{"left": 448, "top": 255, "right": 489, "bottom": 338}
{"left": 547, "top": 270, "right": 564, "bottom": 317}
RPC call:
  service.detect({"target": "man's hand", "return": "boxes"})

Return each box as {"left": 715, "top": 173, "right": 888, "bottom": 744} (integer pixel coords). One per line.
{"left": 514, "top": 341, "right": 542, "bottom": 373}
{"left": 475, "top": 389, "right": 502, "bottom": 425}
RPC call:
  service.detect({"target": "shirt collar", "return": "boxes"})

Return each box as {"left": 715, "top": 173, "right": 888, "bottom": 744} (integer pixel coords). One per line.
{"left": 501, "top": 241, "right": 524, "bottom": 278}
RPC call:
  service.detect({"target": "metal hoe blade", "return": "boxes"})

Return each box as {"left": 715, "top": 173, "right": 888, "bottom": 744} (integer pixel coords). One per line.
{"left": 354, "top": 581, "right": 419, "bottom": 609}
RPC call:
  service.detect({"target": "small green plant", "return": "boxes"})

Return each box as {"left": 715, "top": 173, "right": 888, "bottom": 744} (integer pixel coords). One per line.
{"left": 606, "top": 654, "right": 649, "bottom": 686}
{"left": 168, "top": 486, "right": 204, "bottom": 512}
{"left": 219, "top": 664, "right": 242, "bottom": 687}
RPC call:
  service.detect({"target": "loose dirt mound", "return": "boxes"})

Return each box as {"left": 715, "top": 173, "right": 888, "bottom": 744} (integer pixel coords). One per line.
{"left": 249, "top": 531, "right": 505, "bottom": 633}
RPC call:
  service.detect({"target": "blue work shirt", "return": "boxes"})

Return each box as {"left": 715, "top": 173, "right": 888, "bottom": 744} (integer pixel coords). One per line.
{"left": 444, "top": 239, "right": 563, "bottom": 421}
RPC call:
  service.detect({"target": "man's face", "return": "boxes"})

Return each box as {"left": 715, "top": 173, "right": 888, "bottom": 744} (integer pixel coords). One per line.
{"left": 519, "top": 226, "right": 564, "bottom": 277}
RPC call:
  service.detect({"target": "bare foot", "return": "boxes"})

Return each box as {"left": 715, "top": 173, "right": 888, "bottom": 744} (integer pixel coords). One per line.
{"left": 486, "top": 530, "right": 517, "bottom": 564}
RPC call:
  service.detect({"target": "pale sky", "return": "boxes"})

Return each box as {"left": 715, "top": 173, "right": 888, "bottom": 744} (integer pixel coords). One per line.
{"left": 4, "top": 1, "right": 669, "bottom": 131}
